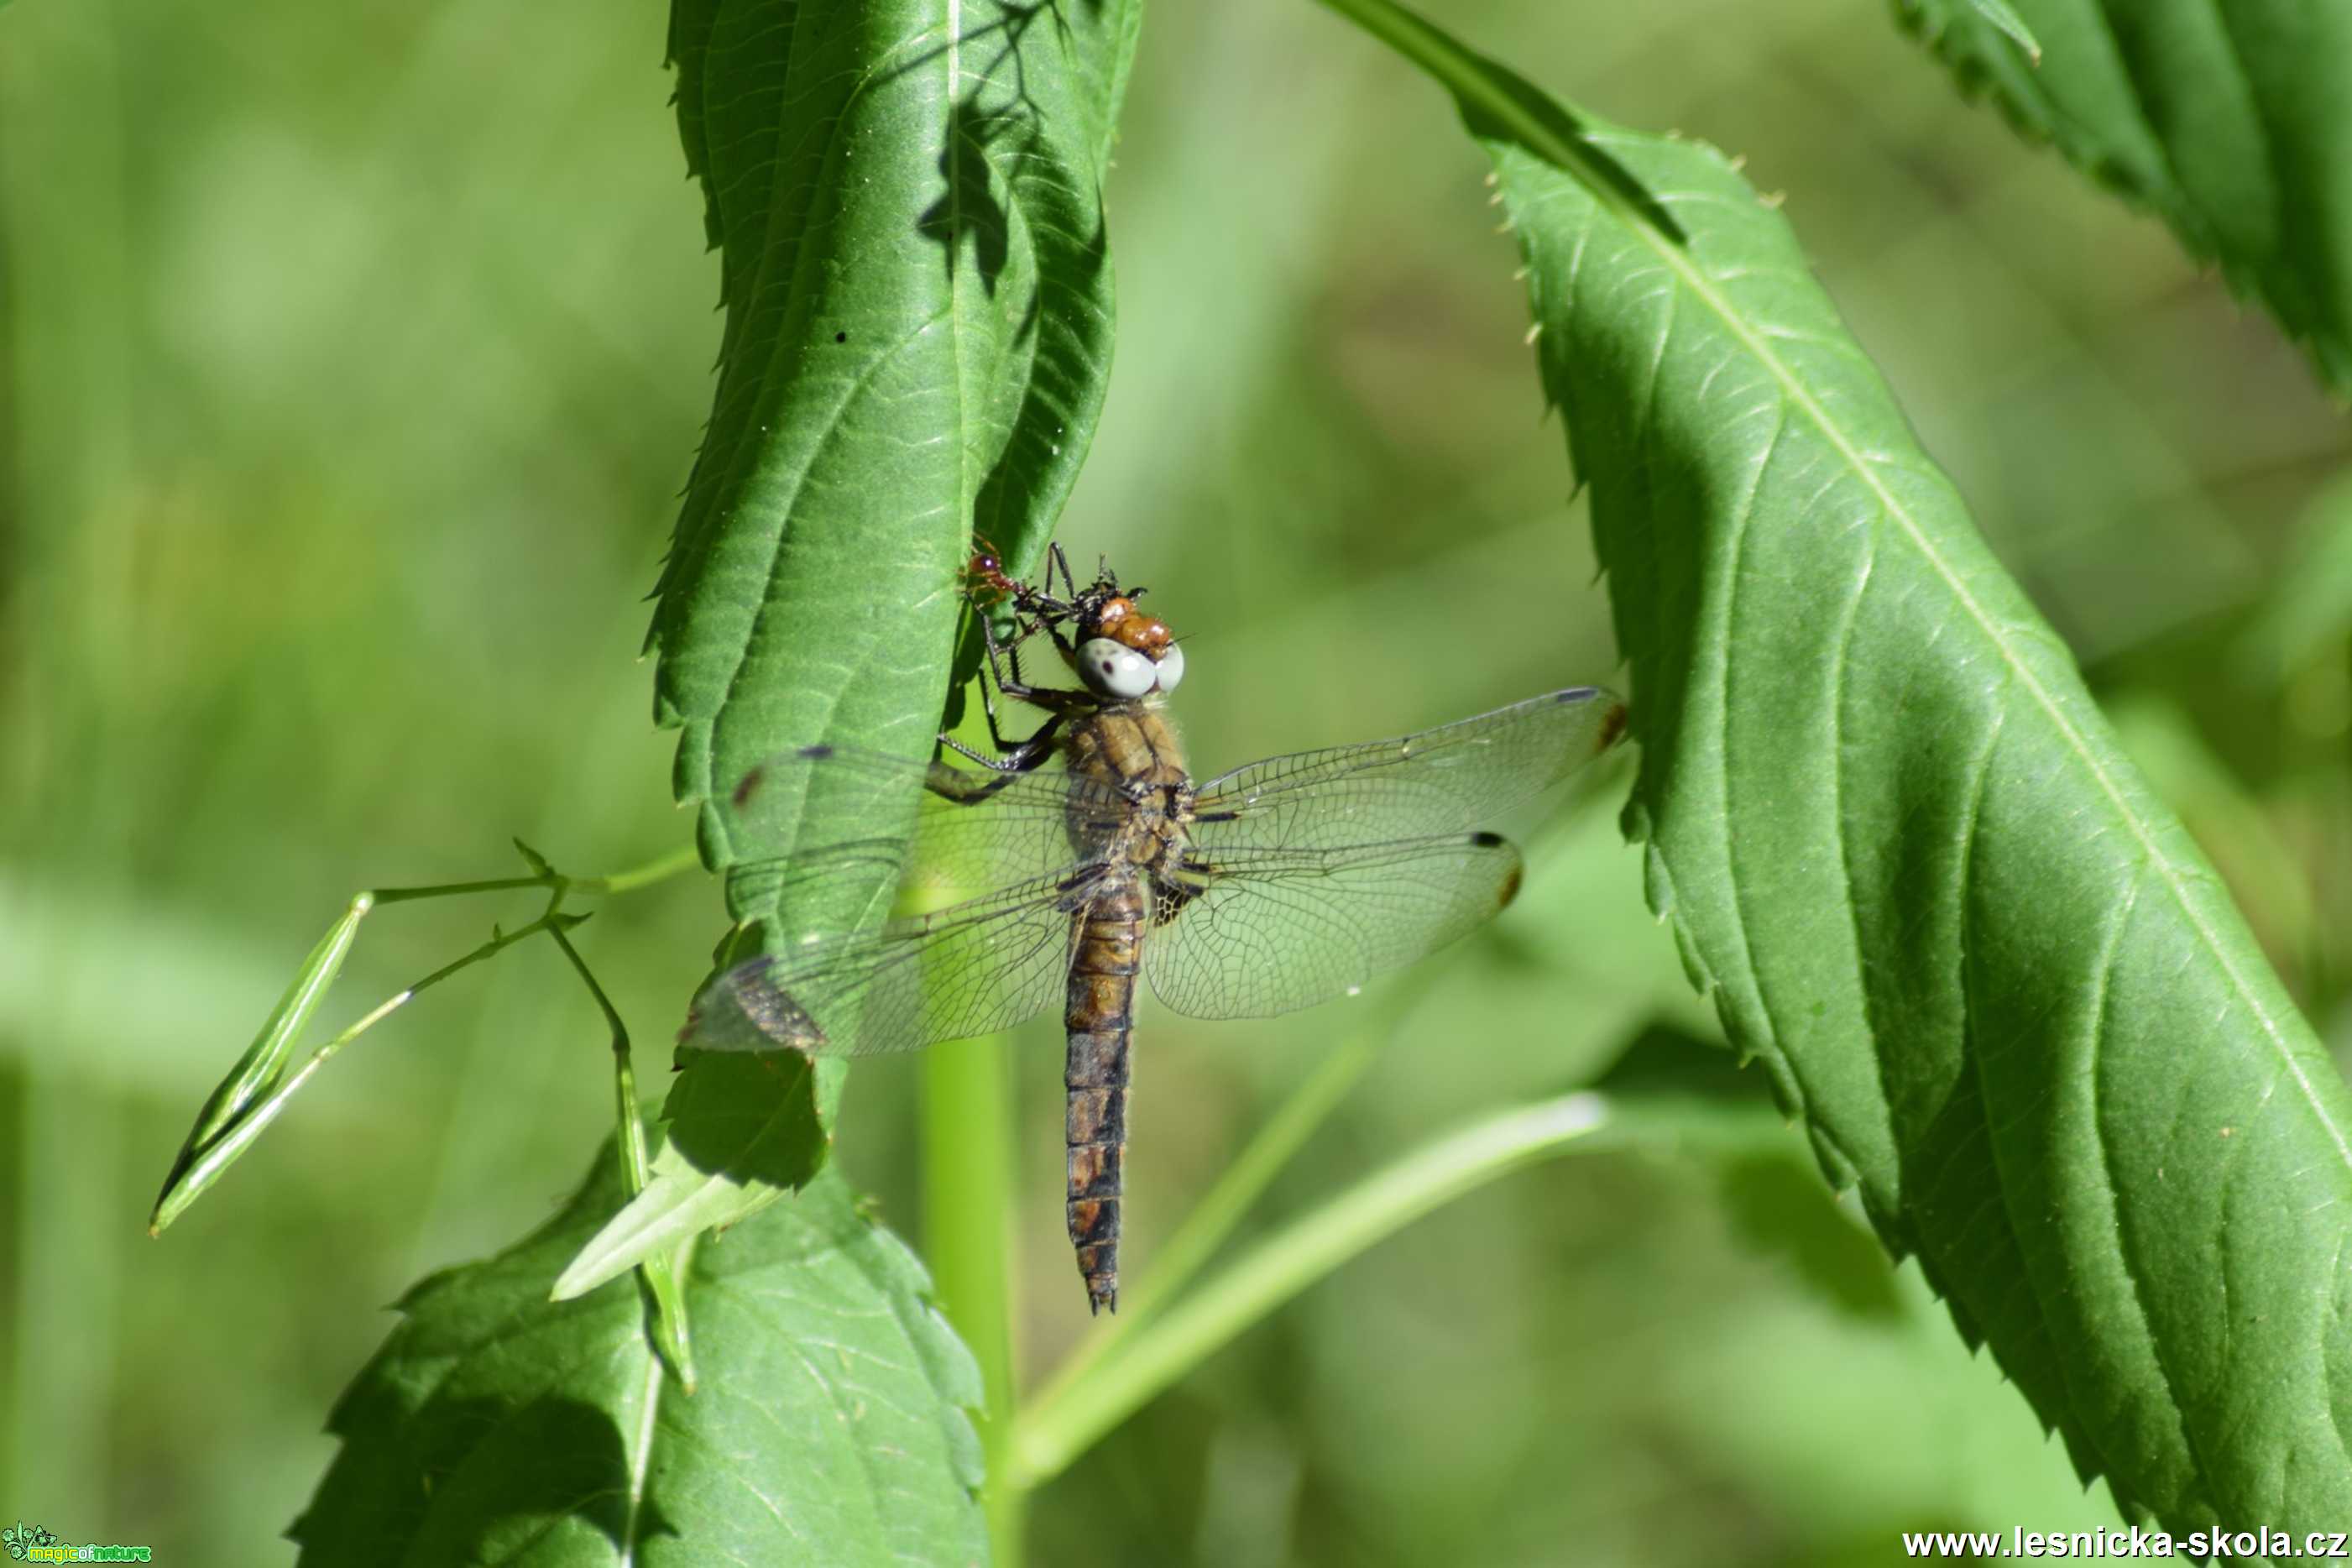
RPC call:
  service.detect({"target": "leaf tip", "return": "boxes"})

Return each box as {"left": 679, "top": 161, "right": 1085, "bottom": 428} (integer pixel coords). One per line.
{"left": 547, "top": 1262, "right": 601, "bottom": 1303}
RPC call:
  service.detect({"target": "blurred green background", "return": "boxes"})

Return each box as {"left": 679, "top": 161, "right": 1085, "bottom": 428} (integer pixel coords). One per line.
{"left": 4, "top": 0, "right": 2349, "bottom": 1562}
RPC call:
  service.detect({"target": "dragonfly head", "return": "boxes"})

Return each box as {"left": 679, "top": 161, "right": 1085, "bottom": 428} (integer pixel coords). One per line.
{"left": 1068, "top": 565, "right": 1185, "bottom": 698}
{"left": 1072, "top": 635, "right": 1185, "bottom": 698}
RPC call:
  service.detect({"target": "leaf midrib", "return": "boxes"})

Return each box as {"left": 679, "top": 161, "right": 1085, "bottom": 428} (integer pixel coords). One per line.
{"left": 615, "top": 1350, "right": 661, "bottom": 1566}
{"left": 1346, "top": 0, "right": 2349, "bottom": 1175}
{"left": 946, "top": 0, "right": 975, "bottom": 537}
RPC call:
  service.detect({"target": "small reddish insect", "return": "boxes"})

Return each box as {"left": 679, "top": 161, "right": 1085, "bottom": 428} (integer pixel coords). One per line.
{"left": 965, "top": 544, "right": 1023, "bottom": 607}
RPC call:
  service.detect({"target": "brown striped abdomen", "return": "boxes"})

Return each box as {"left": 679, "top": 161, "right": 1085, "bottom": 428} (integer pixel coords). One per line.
{"left": 1065, "top": 882, "right": 1145, "bottom": 1315}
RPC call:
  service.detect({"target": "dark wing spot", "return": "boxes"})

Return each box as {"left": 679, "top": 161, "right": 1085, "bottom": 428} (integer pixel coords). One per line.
{"left": 729, "top": 963, "right": 831, "bottom": 1049}
{"left": 1151, "top": 858, "right": 1214, "bottom": 924}
{"left": 798, "top": 743, "right": 835, "bottom": 760}
{"left": 1469, "top": 830, "right": 1507, "bottom": 848}
{"left": 834, "top": 331, "right": 847, "bottom": 342}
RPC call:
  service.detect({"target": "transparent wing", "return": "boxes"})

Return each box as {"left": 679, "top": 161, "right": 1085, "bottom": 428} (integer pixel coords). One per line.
{"left": 1187, "top": 687, "right": 1624, "bottom": 855}
{"left": 1144, "top": 834, "right": 1524, "bottom": 1021}
{"left": 721, "top": 742, "right": 1134, "bottom": 916}
{"left": 687, "top": 742, "right": 1127, "bottom": 1058}
{"left": 682, "top": 871, "right": 1101, "bottom": 1058}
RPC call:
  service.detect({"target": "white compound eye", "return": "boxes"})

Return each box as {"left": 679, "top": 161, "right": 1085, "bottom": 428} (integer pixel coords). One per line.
{"left": 1152, "top": 641, "right": 1185, "bottom": 692}
{"left": 1076, "top": 638, "right": 1156, "bottom": 698}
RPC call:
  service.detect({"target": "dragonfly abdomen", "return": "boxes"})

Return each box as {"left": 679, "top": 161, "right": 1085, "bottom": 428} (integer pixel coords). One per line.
{"left": 1064, "top": 884, "right": 1144, "bottom": 1315}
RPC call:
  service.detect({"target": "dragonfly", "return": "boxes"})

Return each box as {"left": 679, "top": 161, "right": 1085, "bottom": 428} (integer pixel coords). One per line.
{"left": 681, "top": 546, "right": 1627, "bottom": 1313}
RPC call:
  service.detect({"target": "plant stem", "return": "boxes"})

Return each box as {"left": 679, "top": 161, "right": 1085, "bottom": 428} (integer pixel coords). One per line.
{"left": 1008, "top": 1092, "right": 1617, "bottom": 1488}
{"left": 369, "top": 875, "right": 551, "bottom": 905}
{"left": 549, "top": 919, "right": 697, "bottom": 1391}
{"left": 575, "top": 842, "right": 707, "bottom": 896}
{"left": 368, "top": 841, "right": 705, "bottom": 905}
{"left": 923, "top": 1033, "right": 1022, "bottom": 1564}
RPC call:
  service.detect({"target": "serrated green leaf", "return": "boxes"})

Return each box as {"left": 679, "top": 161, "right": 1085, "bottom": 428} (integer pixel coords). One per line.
{"left": 1324, "top": 0, "right": 2352, "bottom": 1532}
{"left": 1897, "top": 0, "right": 2352, "bottom": 390}
{"left": 652, "top": 0, "right": 1135, "bottom": 866}
{"left": 614, "top": 0, "right": 1139, "bottom": 1265}
{"left": 295, "top": 1148, "right": 985, "bottom": 1568}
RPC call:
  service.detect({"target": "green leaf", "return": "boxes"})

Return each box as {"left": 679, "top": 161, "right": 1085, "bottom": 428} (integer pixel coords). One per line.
{"left": 1897, "top": 0, "right": 2352, "bottom": 389}
{"left": 1960, "top": 0, "right": 2041, "bottom": 63}
{"left": 149, "top": 892, "right": 370, "bottom": 1232}
{"left": 295, "top": 1148, "right": 985, "bottom": 1567}
{"left": 611, "top": 0, "right": 1139, "bottom": 1266}
{"left": 551, "top": 1053, "right": 835, "bottom": 1301}
{"left": 652, "top": 0, "right": 1136, "bottom": 869}
{"left": 1321, "top": 0, "right": 2352, "bottom": 1532}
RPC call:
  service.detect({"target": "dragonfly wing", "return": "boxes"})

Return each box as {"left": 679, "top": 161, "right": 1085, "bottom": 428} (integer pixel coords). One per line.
{"left": 1187, "top": 687, "right": 1624, "bottom": 853}
{"left": 1143, "top": 835, "right": 1524, "bottom": 1021}
{"left": 682, "top": 871, "right": 1098, "bottom": 1058}
{"left": 721, "top": 742, "right": 1134, "bottom": 919}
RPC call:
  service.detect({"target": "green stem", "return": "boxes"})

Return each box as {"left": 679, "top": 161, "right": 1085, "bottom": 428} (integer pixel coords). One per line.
{"left": 1008, "top": 1092, "right": 1617, "bottom": 1488}
{"left": 368, "top": 841, "right": 704, "bottom": 905}
{"left": 574, "top": 842, "right": 707, "bottom": 896}
{"left": 369, "top": 875, "right": 551, "bottom": 905}
{"left": 549, "top": 920, "right": 698, "bottom": 1391}
{"left": 923, "top": 1035, "right": 1022, "bottom": 1564}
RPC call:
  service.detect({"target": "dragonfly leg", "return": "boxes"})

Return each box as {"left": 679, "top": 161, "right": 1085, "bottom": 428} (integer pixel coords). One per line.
{"left": 978, "top": 600, "right": 1043, "bottom": 698}
{"left": 938, "top": 713, "right": 1062, "bottom": 776}
{"left": 937, "top": 551, "right": 1096, "bottom": 780}
{"left": 942, "top": 619, "right": 1069, "bottom": 771}
{"left": 967, "top": 680, "right": 1043, "bottom": 759}
{"left": 976, "top": 599, "right": 1085, "bottom": 714}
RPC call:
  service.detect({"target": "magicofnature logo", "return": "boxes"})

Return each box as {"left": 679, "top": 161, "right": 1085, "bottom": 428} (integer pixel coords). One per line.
{"left": 1, "top": 1523, "right": 149, "bottom": 1563}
